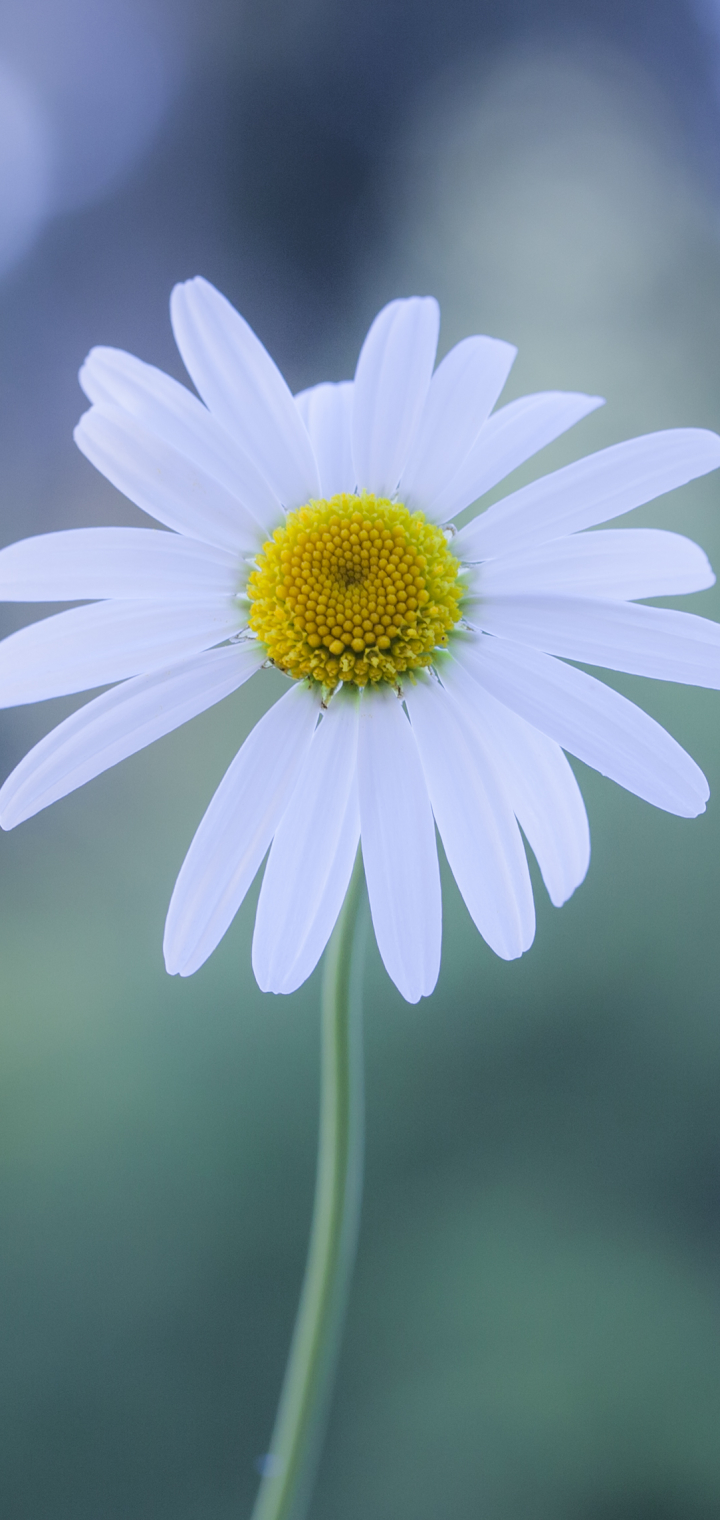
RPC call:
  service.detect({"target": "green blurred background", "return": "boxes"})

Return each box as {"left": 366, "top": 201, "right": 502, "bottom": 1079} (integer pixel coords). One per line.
{"left": 1, "top": 3, "right": 720, "bottom": 1516}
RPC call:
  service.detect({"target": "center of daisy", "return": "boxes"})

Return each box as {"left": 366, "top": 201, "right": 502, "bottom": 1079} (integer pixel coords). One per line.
{"left": 247, "top": 491, "right": 463, "bottom": 688}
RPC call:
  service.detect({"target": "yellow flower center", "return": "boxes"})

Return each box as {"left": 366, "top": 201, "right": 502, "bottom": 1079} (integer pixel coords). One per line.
{"left": 247, "top": 492, "right": 463, "bottom": 688}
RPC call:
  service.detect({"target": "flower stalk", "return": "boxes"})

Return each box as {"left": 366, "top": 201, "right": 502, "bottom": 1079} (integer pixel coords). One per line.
{"left": 250, "top": 852, "right": 366, "bottom": 1520}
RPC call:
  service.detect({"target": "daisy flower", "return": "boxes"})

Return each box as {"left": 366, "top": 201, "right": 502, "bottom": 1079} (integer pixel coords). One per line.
{"left": 0, "top": 279, "right": 719, "bottom": 1002}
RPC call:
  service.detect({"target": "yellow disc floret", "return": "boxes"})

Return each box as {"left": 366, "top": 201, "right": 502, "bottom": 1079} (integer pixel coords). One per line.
{"left": 247, "top": 492, "right": 463, "bottom": 688}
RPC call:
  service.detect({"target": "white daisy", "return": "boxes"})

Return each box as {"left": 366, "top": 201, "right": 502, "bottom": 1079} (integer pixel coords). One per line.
{"left": 0, "top": 279, "right": 719, "bottom": 1003}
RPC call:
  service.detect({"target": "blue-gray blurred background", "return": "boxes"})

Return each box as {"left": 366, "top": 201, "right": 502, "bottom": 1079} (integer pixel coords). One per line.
{"left": 2, "top": 1, "right": 720, "bottom": 1516}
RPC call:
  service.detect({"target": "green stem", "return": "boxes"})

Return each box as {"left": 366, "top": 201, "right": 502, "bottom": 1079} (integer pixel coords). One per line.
{"left": 250, "top": 853, "right": 366, "bottom": 1520}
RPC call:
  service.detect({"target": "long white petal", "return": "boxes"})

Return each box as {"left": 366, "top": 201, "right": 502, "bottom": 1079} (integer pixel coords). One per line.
{"left": 294, "top": 381, "right": 355, "bottom": 498}
{"left": 398, "top": 335, "right": 516, "bottom": 517}
{"left": 404, "top": 675, "right": 535, "bottom": 959}
{"left": 455, "top": 429, "right": 720, "bottom": 562}
{"left": 0, "top": 527, "right": 239, "bottom": 602}
{"left": 164, "top": 682, "right": 320, "bottom": 977}
{"left": 429, "top": 391, "right": 604, "bottom": 523}
{"left": 252, "top": 688, "right": 361, "bottom": 994}
{"left": 0, "top": 644, "right": 263, "bottom": 828}
{"left": 75, "top": 406, "right": 263, "bottom": 553}
{"left": 454, "top": 634, "right": 708, "bottom": 817}
{"left": 0, "top": 599, "right": 243, "bottom": 706}
{"left": 357, "top": 684, "right": 441, "bottom": 1002}
{"left": 352, "top": 297, "right": 440, "bottom": 498}
{"left": 440, "top": 655, "right": 590, "bottom": 907}
{"left": 474, "top": 596, "right": 720, "bottom": 688}
{"left": 79, "top": 347, "right": 282, "bottom": 535}
{"left": 470, "top": 529, "right": 715, "bottom": 601}
{"left": 170, "top": 277, "right": 320, "bottom": 510}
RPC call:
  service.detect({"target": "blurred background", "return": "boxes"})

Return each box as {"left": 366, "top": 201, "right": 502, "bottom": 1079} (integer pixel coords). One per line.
{"left": 1, "top": 1, "right": 720, "bottom": 1516}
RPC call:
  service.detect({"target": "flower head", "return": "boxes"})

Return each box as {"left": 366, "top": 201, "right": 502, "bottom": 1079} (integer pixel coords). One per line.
{"left": 0, "top": 279, "right": 719, "bottom": 1001}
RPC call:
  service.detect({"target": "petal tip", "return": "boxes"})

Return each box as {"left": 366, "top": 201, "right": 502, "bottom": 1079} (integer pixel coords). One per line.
{"left": 78, "top": 359, "right": 93, "bottom": 400}
{"left": 162, "top": 930, "right": 182, "bottom": 976}
{"left": 400, "top": 985, "right": 423, "bottom": 1005}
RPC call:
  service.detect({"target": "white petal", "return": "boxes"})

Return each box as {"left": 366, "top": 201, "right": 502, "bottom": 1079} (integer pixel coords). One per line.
{"left": 75, "top": 406, "right": 263, "bottom": 554}
{"left": 454, "top": 634, "right": 708, "bottom": 817}
{"left": 398, "top": 335, "right": 516, "bottom": 517}
{"left": 79, "top": 347, "right": 282, "bottom": 535}
{"left": 252, "top": 687, "right": 361, "bottom": 994}
{"left": 170, "top": 277, "right": 320, "bottom": 510}
{"left": 439, "top": 655, "right": 590, "bottom": 907}
{"left": 404, "top": 675, "right": 535, "bottom": 959}
{"left": 0, "top": 599, "right": 243, "bottom": 706}
{"left": 294, "top": 381, "right": 355, "bottom": 498}
{"left": 0, "top": 527, "right": 239, "bottom": 601}
{"left": 429, "top": 391, "right": 604, "bottom": 523}
{"left": 0, "top": 644, "right": 263, "bottom": 828}
{"left": 455, "top": 429, "right": 720, "bottom": 562}
{"left": 470, "top": 529, "right": 715, "bottom": 601}
{"left": 164, "top": 682, "right": 320, "bottom": 977}
{"left": 352, "top": 297, "right": 440, "bottom": 498}
{"left": 357, "top": 684, "right": 441, "bottom": 1002}
{"left": 474, "top": 596, "right": 720, "bottom": 688}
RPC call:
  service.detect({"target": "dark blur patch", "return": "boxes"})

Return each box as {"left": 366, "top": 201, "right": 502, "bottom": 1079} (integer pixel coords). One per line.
{"left": 223, "top": 73, "right": 374, "bottom": 283}
{"left": 167, "top": 0, "right": 720, "bottom": 323}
